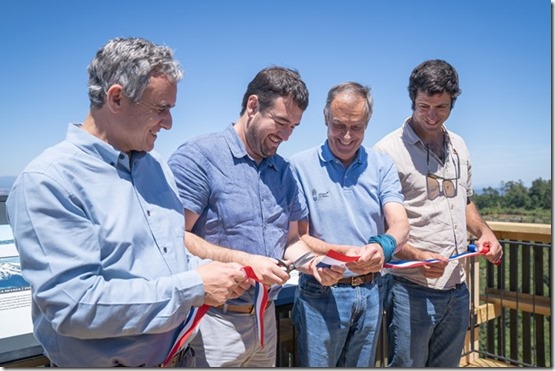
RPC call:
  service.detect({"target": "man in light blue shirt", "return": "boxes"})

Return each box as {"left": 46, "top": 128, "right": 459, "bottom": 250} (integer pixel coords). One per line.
{"left": 289, "top": 82, "right": 409, "bottom": 367}
{"left": 6, "top": 37, "right": 249, "bottom": 367}
{"left": 168, "top": 67, "right": 344, "bottom": 367}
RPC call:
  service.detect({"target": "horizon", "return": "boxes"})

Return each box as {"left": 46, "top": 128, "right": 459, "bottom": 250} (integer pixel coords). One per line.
{"left": 0, "top": 174, "right": 549, "bottom": 197}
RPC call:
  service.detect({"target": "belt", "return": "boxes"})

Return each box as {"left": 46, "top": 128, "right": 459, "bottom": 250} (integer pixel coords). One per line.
{"left": 216, "top": 301, "right": 272, "bottom": 314}
{"left": 336, "top": 272, "right": 377, "bottom": 286}
{"left": 158, "top": 345, "right": 191, "bottom": 367}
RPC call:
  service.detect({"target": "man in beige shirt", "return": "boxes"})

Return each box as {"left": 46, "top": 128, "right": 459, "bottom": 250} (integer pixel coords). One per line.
{"left": 374, "top": 59, "right": 503, "bottom": 367}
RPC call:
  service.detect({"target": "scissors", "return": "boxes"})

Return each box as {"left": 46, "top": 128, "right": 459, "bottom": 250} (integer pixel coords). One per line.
{"left": 276, "top": 252, "right": 314, "bottom": 273}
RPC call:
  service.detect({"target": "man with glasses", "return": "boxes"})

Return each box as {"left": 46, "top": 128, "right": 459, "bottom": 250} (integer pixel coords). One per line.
{"left": 374, "top": 59, "right": 503, "bottom": 367}
{"left": 6, "top": 37, "right": 250, "bottom": 367}
{"left": 167, "top": 66, "right": 342, "bottom": 367}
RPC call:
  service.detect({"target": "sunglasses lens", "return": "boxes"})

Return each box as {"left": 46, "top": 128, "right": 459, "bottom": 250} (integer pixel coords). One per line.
{"left": 427, "top": 176, "right": 440, "bottom": 199}
{"left": 444, "top": 180, "right": 456, "bottom": 198}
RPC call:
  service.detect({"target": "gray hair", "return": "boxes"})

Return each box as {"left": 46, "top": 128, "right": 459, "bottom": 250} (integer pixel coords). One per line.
{"left": 324, "top": 82, "right": 373, "bottom": 124}
{"left": 88, "top": 37, "right": 184, "bottom": 109}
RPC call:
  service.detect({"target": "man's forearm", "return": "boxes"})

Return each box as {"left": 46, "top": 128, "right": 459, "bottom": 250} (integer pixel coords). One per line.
{"left": 393, "top": 243, "right": 429, "bottom": 261}
{"left": 185, "top": 231, "right": 251, "bottom": 265}
{"left": 466, "top": 200, "right": 493, "bottom": 239}
{"left": 300, "top": 234, "right": 351, "bottom": 255}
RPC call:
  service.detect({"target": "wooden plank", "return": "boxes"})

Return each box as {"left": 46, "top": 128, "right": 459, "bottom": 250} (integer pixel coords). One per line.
{"left": 486, "top": 221, "right": 551, "bottom": 243}
{"left": 474, "top": 303, "right": 501, "bottom": 324}
{"left": 481, "top": 289, "right": 551, "bottom": 316}
{"left": 461, "top": 327, "right": 480, "bottom": 366}
{"left": 463, "top": 357, "right": 515, "bottom": 367}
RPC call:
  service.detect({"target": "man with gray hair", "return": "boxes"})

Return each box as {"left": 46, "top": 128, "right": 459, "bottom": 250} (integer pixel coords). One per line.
{"left": 288, "top": 82, "right": 409, "bottom": 367}
{"left": 6, "top": 37, "right": 249, "bottom": 367}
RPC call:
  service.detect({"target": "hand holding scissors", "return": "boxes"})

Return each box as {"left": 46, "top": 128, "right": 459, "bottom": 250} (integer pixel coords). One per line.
{"left": 276, "top": 252, "right": 314, "bottom": 273}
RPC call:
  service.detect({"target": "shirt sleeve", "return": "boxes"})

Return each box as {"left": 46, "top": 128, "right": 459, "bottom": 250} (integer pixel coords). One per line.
{"left": 285, "top": 162, "right": 309, "bottom": 222}
{"left": 378, "top": 153, "right": 405, "bottom": 205}
{"left": 168, "top": 142, "right": 210, "bottom": 215}
{"left": 7, "top": 172, "right": 206, "bottom": 340}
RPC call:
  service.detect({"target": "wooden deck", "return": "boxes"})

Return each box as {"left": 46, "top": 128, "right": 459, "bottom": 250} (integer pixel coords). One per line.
{"left": 463, "top": 358, "right": 516, "bottom": 367}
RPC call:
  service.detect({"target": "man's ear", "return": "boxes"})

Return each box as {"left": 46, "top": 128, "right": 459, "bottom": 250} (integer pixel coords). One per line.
{"left": 105, "top": 84, "right": 125, "bottom": 113}
{"left": 246, "top": 95, "right": 259, "bottom": 117}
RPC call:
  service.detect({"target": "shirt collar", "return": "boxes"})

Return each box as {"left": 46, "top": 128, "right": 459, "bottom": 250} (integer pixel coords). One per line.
{"left": 402, "top": 117, "right": 422, "bottom": 146}
{"left": 319, "top": 140, "right": 366, "bottom": 166}
{"left": 403, "top": 118, "right": 453, "bottom": 150}
{"left": 66, "top": 123, "right": 123, "bottom": 166}
{"left": 224, "top": 123, "right": 278, "bottom": 170}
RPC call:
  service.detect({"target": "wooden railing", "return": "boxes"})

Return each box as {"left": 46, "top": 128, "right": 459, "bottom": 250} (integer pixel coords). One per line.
{"left": 461, "top": 221, "right": 552, "bottom": 367}
{"left": 0, "top": 218, "right": 550, "bottom": 367}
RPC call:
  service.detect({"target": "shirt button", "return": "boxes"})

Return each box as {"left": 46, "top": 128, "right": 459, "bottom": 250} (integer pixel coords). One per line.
{"left": 147, "top": 210, "right": 151, "bottom": 216}
{"left": 163, "top": 247, "right": 168, "bottom": 253}
{"left": 119, "top": 154, "right": 125, "bottom": 160}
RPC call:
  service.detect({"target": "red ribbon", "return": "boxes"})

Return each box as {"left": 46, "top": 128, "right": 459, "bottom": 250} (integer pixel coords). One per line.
{"left": 161, "top": 265, "right": 268, "bottom": 366}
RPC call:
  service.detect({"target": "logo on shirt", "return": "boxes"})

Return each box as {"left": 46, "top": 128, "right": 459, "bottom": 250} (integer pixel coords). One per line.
{"left": 311, "top": 189, "right": 330, "bottom": 201}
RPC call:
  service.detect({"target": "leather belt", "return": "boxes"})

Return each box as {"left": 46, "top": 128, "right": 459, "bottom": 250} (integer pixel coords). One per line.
{"left": 158, "top": 345, "right": 190, "bottom": 367}
{"left": 216, "top": 301, "right": 272, "bottom": 314}
{"left": 336, "top": 272, "right": 377, "bottom": 286}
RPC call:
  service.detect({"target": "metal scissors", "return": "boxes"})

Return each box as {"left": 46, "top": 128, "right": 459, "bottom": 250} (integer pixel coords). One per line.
{"left": 276, "top": 252, "right": 314, "bottom": 273}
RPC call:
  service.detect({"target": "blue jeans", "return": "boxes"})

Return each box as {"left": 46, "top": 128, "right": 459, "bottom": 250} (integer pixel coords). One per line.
{"left": 385, "top": 275, "right": 469, "bottom": 367}
{"left": 292, "top": 273, "right": 384, "bottom": 367}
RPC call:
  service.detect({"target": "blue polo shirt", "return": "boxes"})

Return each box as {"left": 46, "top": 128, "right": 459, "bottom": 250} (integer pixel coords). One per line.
{"left": 168, "top": 124, "right": 308, "bottom": 303}
{"left": 290, "top": 140, "right": 404, "bottom": 247}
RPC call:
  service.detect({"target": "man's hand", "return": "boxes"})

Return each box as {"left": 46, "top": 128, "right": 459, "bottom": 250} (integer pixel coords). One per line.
{"left": 477, "top": 233, "right": 503, "bottom": 265}
{"left": 243, "top": 254, "right": 290, "bottom": 286}
{"left": 419, "top": 252, "right": 449, "bottom": 279}
{"left": 196, "top": 262, "right": 252, "bottom": 306}
{"left": 344, "top": 243, "right": 384, "bottom": 275}
{"left": 308, "top": 255, "right": 346, "bottom": 286}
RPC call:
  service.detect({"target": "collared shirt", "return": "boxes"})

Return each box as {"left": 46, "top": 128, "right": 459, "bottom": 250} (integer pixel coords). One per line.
{"left": 6, "top": 123, "right": 206, "bottom": 367}
{"left": 168, "top": 124, "right": 308, "bottom": 304}
{"left": 374, "top": 119, "right": 473, "bottom": 289}
{"left": 289, "top": 140, "right": 405, "bottom": 277}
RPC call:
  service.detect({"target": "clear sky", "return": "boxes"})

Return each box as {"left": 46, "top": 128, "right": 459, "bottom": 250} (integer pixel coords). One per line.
{"left": 1, "top": 0, "right": 551, "bottom": 191}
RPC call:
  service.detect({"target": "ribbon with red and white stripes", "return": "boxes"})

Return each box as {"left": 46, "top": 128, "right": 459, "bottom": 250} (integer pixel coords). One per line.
{"left": 314, "top": 243, "right": 496, "bottom": 272}
{"left": 316, "top": 249, "right": 360, "bottom": 268}
{"left": 384, "top": 242, "right": 494, "bottom": 269}
{"left": 242, "top": 265, "right": 269, "bottom": 348}
{"left": 161, "top": 265, "right": 268, "bottom": 367}
{"left": 162, "top": 304, "right": 209, "bottom": 367}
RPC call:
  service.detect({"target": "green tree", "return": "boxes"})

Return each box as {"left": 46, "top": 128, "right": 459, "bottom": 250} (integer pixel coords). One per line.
{"left": 501, "top": 180, "right": 532, "bottom": 209}
{"left": 529, "top": 178, "right": 552, "bottom": 209}
{"left": 474, "top": 186, "right": 501, "bottom": 209}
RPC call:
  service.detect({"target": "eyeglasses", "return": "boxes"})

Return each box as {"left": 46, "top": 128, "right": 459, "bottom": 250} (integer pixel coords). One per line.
{"left": 136, "top": 100, "right": 172, "bottom": 116}
{"left": 426, "top": 145, "right": 460, "bottom": 199}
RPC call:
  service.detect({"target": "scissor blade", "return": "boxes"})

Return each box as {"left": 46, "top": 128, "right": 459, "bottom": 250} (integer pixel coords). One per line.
{"left": 291, "top": 252, "right": 314, "bottom": 270}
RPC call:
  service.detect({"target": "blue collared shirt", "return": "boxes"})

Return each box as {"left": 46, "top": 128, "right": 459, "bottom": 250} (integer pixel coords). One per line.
{"left": 6, "top": 124, "right": 206, "bottom": 367}
{"left": 168, "top": 124, "right": 308, "bottom": 304}
{"left": 290, "top": 140, "right": 404, "bottom": 273}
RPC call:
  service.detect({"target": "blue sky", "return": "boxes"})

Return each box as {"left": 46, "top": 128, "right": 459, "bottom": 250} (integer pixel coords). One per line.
{"left": 0, "top": 0, "right": 551, "bottom": 191}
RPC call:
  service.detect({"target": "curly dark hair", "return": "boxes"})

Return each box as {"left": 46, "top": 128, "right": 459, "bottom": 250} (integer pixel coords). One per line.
{"left": 408, "top": 59, "right": 461, "bottom": 110}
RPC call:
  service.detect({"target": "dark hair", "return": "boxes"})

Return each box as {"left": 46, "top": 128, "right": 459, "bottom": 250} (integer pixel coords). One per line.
{"left": 324, "top": 82, "right": 373, "bottom": 124}
{"left": 239, "top": 66, "right": 309, "bottom": 115}
{"left": 408, "top": 59, "right": 461, "bottom": 110}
